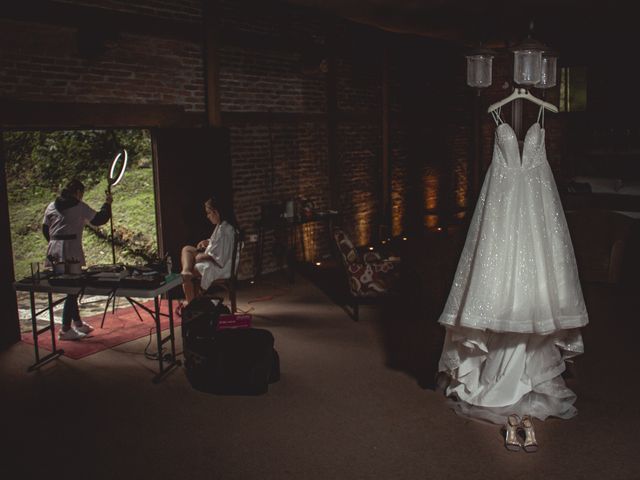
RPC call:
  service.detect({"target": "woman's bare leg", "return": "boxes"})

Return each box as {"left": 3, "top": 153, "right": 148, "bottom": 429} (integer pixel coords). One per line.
{"left": 181, "top": 245, "right": 198, "bottom": 275}
{"left": 182, "top": 276, "right": 198, "bottom": 304}
{"left": 181, "top": 245, "right": 200, "bottom": 303}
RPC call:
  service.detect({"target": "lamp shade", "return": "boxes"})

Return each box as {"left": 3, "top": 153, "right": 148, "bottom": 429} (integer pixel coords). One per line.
{"left": 536, "top": 52, "right": 558, "bottom": 89}
{"left": 465, "top": 47, "right": 495, "bottom": 88}
{"left": 466, "top": 55, "right": 493, "bottom": 88}
{"left": 511, "top": 37, "right": 546, "bottom": 86}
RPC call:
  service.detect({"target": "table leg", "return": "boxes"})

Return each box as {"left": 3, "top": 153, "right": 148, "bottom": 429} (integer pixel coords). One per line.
{"left": 167, "top": 296, "right": 177, "bottom": 362}
{"left": 151, "top": 295, "right": 180, "bottom": 383}
{"left": 27, "top": 291, "right": 64, "bottom": 372}
{"left": 254, "top": 226, "right": 265, "bottom": 280}
{"left": 29, "top": 291, "right": 39, "bottom": 364}
{"left": 286, "top": 225, "right": 295, "bottom": 283}
{"left": 154, "top": 296, "right": 164, "bottom": 375}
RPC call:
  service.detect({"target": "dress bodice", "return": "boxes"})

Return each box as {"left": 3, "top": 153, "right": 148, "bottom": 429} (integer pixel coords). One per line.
{"left": 494, "top": 122, "right": 547, "bottom": 170}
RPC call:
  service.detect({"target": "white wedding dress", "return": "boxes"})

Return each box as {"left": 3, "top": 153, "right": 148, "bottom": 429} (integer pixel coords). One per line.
{"left": 438, "top": 106, "right": 588, "bottom": 424}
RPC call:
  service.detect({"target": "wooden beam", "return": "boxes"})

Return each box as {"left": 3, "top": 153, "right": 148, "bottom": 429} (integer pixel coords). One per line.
{"left": 2, "top": 0, "right": 202, "bottom": 42}
{"left": 220, "top": 111, "right": 381, "bottom": 125}
{"left": 0, "top": 136, "right": 21, "bottom": 349}
{"left": 203, "top": 1, "right": 222, "bottom": 127}
{"left": 325, "top": 21, "right": 339, "bottom": 210}
{"left": 0, "top": 100, "right": 205, "bottom": 129}
{"left": 381, "top": 45, "right": 391, "bottom": 233}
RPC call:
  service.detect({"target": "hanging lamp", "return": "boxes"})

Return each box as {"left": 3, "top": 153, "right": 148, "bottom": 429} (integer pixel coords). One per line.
{"left": 535, "top": 50, "right": 558, "bottom": 88}
{"left": 465, "top": 46, "right": 496, "bottom": 88}
{"left": 511, "top": 21, "right": 547, "bottom": 86}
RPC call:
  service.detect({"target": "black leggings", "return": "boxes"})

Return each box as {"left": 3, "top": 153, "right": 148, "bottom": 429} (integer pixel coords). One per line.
{"left": 62, "top": 294, "right": 80, "bottom": 328}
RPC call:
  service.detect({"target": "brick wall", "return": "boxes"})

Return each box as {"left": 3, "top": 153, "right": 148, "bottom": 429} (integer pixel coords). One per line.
{"left": 229, "top": 121, "right": 329, "bottom": 278}
{"left": 337, "top": 123, "right": 381, "bottom": 245}
{"left": 219, "top": 46, "right": 326, "bottom": 113}
{"left": 0, "top": 2, "right": 205, "bottom": 111}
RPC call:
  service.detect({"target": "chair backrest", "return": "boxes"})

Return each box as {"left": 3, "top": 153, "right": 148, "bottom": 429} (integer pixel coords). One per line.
{"left": 230, "top": 228, "right": 243, "bottom": 280}
{"left": 333, "top": 227, "right": 360, "bottom": 267}
{"left": 228, "top": 229, "right": 243, "bottom": 313}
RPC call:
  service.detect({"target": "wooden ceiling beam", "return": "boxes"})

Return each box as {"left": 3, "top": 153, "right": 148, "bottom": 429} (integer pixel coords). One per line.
{"left": 0, "top": 99, "right": 205, "bottom": 129}
{"left": 1, "top": 0, "right": 202, "bottom": 42}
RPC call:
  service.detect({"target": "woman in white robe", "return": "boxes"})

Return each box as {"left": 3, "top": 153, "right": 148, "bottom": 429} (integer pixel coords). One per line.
{"left": 179, "top": 197, "right": 238, "bottom": 307}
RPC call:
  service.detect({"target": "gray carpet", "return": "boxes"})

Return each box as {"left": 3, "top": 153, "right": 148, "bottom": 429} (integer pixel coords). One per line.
{"left": 1, "top": 274, "right": 638, "bottom": 480}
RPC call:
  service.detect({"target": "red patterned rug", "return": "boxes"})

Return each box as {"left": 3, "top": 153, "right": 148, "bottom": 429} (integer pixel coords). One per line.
{"left": 21, "top": 300, "right": 181, "bottom": 359}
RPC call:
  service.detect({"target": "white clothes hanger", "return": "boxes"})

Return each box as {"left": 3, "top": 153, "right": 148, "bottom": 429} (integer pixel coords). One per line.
{"left": 487, "top": 88, "right": 558, "bottom": 114}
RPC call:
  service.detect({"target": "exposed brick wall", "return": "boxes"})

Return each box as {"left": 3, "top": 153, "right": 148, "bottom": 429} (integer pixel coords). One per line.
{"left": 387, "top": 41, "right": 471, "bottom": 234}
{"left": 337, "top": 123, "right": 381, "bottom": 245}
{"left": 0, "top": 20, "right": 205, "bottom": 111}
{"left": 390, "top": 126, "right": 409, "bottom": 236}
{"left": 218, "top": 1, "right": 390, "bottom": 276}
{"left": 229, "top": 122, "right": 329, "bottom": 278}
{"left": 219, "top": 46, "right": 326, "bottom": 113}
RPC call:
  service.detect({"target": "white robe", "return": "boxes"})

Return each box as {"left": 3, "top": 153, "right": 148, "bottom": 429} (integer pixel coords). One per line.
{"left": 195, "top": 221, "right": 237, "bottom": 290}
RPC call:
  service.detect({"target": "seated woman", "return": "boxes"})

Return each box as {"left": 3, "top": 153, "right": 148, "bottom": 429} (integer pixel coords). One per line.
{"left": 179, "top": 197, "right": 238, "bottom": 309}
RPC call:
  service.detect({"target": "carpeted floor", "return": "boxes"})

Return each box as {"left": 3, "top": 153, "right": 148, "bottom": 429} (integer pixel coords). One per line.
{"left": 1, "top": 270, "right": 638, "bottom": 480}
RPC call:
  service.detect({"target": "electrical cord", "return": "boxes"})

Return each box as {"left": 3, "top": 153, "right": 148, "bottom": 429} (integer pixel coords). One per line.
{"left": 142, "top": 326, "right": 182, "bottom": 361}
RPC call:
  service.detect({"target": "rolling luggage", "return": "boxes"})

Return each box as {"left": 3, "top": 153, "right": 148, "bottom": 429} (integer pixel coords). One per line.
{"left": 182, "top": 300, "right": 279, "bottom": 394}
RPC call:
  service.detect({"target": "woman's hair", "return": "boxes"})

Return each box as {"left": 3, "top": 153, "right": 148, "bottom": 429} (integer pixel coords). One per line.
{"left": 60, "top": 178, "right": 85, "bottom": 198}
{"left": 205, "top": 196, "right": 237, "bottom": 228}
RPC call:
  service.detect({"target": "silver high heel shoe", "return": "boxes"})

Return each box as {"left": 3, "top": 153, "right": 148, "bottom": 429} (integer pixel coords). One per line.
{"left": 521, "top": 415, "right": 539, "bottom": 453}
{"left": 504, "top": 414, "right": 522, "bottom": 452}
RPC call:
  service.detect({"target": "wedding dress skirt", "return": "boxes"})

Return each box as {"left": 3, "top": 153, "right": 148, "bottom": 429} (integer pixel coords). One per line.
{"left": 438, "top": 118, "right": 588, "bottom": 424}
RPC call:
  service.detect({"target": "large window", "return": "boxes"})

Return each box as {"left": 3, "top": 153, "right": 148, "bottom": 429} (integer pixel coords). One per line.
{"left": 2, "top": 129, "right": 158, "bottom": 331}
{"left": 559, "top": 66, "right": 587, "bottom": 112}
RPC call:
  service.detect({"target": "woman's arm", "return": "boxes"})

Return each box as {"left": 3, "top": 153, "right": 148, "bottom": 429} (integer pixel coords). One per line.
{"left": 203, "top": 224, "right": 234, "bottom": 268}
{"left": 195, "top": 252, "right": 215, "bottom": 264}
{"left": 42, "top": 224, "right": 50, "bottom": 241}
{"left": 90, "top": 203, "right": 112, "bottom": 226}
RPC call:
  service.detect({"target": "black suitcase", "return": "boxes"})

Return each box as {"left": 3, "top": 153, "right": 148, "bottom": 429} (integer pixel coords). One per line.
{"left": 184, "top": 327, "right": 279, "bottom": 395}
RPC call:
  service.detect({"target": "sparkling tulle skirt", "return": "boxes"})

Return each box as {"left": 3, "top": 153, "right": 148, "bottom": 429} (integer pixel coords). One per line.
{"left": 438, "top": 326, "right": 584, "bottom": 424}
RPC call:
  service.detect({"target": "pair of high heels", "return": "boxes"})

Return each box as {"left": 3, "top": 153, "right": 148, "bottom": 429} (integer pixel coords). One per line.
{"left": 504, "top": 414, "right": 538, "bottom": 452}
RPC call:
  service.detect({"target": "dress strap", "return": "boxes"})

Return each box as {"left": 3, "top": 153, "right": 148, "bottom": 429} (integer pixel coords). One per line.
{"left": 537, "top": 105, "right": 545, "bottom": 128}
{"left": 491, "top": 107, "right": 504, "bottom": 127}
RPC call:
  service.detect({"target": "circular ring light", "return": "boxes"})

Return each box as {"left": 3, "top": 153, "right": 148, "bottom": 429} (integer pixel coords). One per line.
{"left": 109, "top": 149, "right": 128, "bottom": 186}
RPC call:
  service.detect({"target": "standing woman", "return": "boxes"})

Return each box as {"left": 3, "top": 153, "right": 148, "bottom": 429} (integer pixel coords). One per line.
{"left": 42, "top": 178, "right": 112, "bottom": 340}
{"left": 179, "top": 196, "right": 238, "bottom": 309}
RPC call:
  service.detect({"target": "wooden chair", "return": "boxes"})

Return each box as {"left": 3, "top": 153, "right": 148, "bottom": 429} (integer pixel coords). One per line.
{"left": 199, "top": 229, "right": 243, "bottom": 313}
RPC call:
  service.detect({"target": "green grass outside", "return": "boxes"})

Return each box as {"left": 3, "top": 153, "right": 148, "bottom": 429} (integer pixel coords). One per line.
{"left": 9, "top": 165, "right": 158, "bottom": 280}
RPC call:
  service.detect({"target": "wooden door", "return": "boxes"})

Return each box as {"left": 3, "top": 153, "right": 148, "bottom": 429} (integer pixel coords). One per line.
{"left": 152, "top": 127, "right": 231, "bottom": 271}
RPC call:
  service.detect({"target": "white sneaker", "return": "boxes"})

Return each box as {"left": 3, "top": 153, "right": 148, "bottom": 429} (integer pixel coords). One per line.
{"left": 58, "top": 328, "right": 87, "bottom": 341}
{"left": 74, "top": 322, "right": 95, "bottom": 334}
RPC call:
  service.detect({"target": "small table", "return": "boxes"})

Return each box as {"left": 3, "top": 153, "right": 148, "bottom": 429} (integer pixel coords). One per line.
{"left": 14, "top": 274, "right": 183, "bottom": 383}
